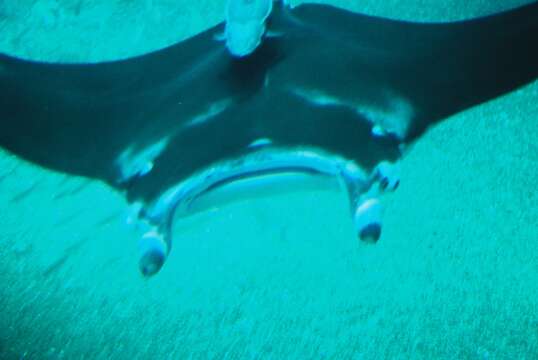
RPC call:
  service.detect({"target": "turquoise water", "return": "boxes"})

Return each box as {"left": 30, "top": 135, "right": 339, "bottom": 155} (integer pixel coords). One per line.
{"left": 1, "top": 1, "right": 537, "bottom": 359}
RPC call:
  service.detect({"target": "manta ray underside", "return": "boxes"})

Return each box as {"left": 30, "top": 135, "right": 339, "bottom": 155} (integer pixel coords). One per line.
{"left": 0, "top": 1, "right": 537, "bottom": 276}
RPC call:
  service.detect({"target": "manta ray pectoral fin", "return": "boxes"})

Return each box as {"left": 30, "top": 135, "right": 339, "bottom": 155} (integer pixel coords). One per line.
{"left": 115, "top": 137, "right": 170, "bottom": 184}
{"left": 248, "top": 137, "right": 273, "bottom": 149}
{"left": 289, "top": 86, "right": 413, "bottom": 140}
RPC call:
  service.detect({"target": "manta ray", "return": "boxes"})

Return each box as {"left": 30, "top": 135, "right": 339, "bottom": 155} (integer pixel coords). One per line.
{"left": 0, "top": 0, "right": 536, "bottom": 276}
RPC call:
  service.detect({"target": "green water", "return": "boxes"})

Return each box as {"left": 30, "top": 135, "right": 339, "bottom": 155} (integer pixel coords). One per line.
{"left": 1, "top": 1, "right": 537, "bottom": 359}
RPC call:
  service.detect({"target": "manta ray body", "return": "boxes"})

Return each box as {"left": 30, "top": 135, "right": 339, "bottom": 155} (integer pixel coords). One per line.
{"left": 0, "top": 1, "right": 537, "bottom": 276}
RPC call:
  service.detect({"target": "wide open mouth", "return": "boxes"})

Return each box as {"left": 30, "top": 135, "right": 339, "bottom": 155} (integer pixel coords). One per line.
{"left": 145, "top": 147, "right": 370, "bottom": 221}
{"left": 185, "top": 168, "right": 340, "bottom": 215}
{"left": 136, "top": 147, "right": 388, "bottom": 277}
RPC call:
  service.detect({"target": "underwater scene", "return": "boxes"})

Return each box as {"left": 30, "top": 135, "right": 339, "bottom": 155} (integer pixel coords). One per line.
{"left": 0, "top": 0, "right": 537, "bottom": 359}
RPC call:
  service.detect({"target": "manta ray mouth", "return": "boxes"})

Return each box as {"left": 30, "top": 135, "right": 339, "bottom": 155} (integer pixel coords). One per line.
{"left": 133, "top": 146, "right": 399, "bottom": 277}
{"left": 185, "top": 167, "right": 339, "bottom": 213}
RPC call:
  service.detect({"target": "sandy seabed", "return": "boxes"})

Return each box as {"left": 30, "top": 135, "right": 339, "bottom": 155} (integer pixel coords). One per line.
{"left": 0, "top": 1, "right": 537, "bottom": 359}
